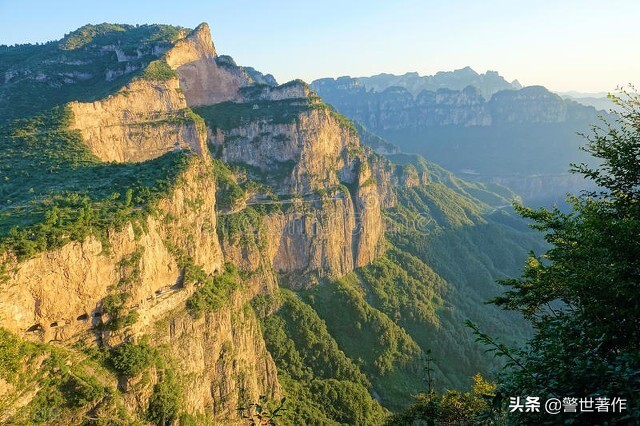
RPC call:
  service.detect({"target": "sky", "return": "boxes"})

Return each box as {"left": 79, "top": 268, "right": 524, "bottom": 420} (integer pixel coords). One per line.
{"left": 0, "top": 0, "right": 638, "bottom": 93}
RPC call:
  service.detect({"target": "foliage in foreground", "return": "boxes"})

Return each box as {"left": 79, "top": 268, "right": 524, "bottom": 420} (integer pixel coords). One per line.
{"left": 476, "top": 89, "right": 640, "bottom": 424}
{"left": 387, "top": 374, "right": 497, "bottom": 425}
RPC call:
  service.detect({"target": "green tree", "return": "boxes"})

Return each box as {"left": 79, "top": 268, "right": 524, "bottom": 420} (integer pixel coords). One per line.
{"left": 487, "top": 88, "right": 640, "bottom": 424}
{"left": 147, "top": 370, "right": 182, "bottom": 426}
{"left": 386, "top": 374, "right": 496, "bottom": 425}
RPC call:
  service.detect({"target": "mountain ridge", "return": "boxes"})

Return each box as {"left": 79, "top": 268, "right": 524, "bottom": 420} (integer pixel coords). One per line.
{"left": 311, "top": 74, "right": 605, "bottom": 205}
{"left": 315, "top": 66, "right": 521, "bottom": 99}
{"left": 0, "top": 22, "right": 544, "bottom": 424}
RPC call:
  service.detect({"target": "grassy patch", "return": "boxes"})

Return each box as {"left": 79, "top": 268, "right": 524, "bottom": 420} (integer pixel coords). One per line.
{"left": 256, "top": 290, "right": 388, "bottom": 425}
{"left": 139, "top": 59, "right": 177, "bottom": 81}
{"left": 109, "top": 341, "right": 157, "bottom": 377}
{"left": 0, "top": 328, "right": 113, "bottom": 424}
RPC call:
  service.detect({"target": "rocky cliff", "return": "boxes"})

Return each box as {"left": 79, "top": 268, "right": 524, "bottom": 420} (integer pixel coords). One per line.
{"left": 0, "top": 21, "right": 549, "bottom": 425}
{"left": 312, "top": 76, "right": 604, "bottom": 204}
{"left": 0, "top": 22, "right": 387, "bottom": 423}
{"left": 69, "top": 78, "right": 207, "bottom": 163}
{"left": 166, "top": 23, "right": 251, "bottom": 106}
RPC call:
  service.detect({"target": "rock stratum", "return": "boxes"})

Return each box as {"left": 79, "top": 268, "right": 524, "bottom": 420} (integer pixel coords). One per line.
{"left": 0, "top": 23, "right": 545, "bottom": 424}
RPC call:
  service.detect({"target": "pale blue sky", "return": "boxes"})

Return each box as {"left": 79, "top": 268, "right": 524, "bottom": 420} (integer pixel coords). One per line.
{"left": 1, "top": 0, "right": 637, "bottom": 92}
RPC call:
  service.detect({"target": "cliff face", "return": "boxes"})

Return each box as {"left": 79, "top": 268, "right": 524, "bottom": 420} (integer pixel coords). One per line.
{"left": 211, "top": 107, "right": 356, "bottom": 194}
{"left": 203, "top": 89, "right": 384, "bottom": 286}
{"left": 166, "top": 23, "right": 251, "bottom": 106}
{"left": 69, "top": 79, "right": 208, "bottom": 163}
{"left": 68, "top": 22, "right": 255, "bottom": 164}
{"left": 0, "top": 158, "right": 222, "bottom": 341}
{"left": 312, "top": 76, "right": 604, "bottom": 204}
{"left": 0, "top": 22, "right": 389, "bottom": 422}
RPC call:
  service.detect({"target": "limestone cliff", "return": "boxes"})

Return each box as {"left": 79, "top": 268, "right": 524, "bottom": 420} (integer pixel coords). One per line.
{"left": 166, "top": 23, "right": 251, "bottom": 106}
{"left": 0, "top": 158, "right": 222, "bottom": 341}
{"left": 156, "top": 295, "right": 280, "bottom": 420}
{"left": 0, "top": 133, "right": 280, "bottom": 424}
{"left": 69, "top": 79, "right": 207, "bottom": 163}
{"left": 67, "top": 22, "right": 255, "bottom": 164}
{"left": 0, "top": 22, "right": 391, "bottom": 423}
{"left": 210, "top": 106, "right": 357, "bottom": 194}
{"left": 202, "top": 91, "right": 384, "bottom": 286}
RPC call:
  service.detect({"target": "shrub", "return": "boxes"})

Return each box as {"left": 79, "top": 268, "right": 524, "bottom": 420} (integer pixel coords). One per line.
{"left": 0, "top": 328, "right": 28, "bottom": 379}
{"left": 140, "top": 60, "right": 177, "bottom": 81}
{"left": 185, "top": 263, "right": 239, "bottom": 318}
{"left": 109, "top": 341, "right": 156, "bottom": 377}
{"left": 147, "top": 371, "right": 181, "bottom": 425}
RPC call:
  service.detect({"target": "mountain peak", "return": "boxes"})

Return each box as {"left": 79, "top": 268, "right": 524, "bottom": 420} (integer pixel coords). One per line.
{"left": 338, "top": 67, "right": 519, "bottom": 99}
{"left": 186, "top": 21, "right": 216, "bottom": 57}
{"left": 165, "top": 21, "right": 216, "bottom": 69}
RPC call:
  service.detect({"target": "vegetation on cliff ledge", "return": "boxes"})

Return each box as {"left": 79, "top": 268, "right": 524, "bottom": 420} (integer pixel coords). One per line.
{"left": 0, "top": 24, "right": 187, "bottom": 120}
{"left": 0, "top": 106, "right": 193, "bottom": 260}
{"left": 193, "top": 95, "right": 357, "bottom": 135}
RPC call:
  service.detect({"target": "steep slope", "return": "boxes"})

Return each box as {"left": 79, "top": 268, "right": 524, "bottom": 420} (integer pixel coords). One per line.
{"left": 0, "top": 23, "right": 281, "bottom": 424}
{"left": 0, "top": 22, "right": 546, "bottom": 424}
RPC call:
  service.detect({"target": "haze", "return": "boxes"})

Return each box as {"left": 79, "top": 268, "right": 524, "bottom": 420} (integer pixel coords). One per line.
{"left": 1, "top": 0, "right": 637, "bottom": 93}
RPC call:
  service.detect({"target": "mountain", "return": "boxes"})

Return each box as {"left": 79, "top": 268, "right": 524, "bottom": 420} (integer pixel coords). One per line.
{"left": 311, "top": 76, "right": 606, "bottom": 206}
{"left": 348, "top": 67, "right": 521, "bottom": 99}
{"left": 556, "top": 91, "right": 618, "bottom": 112}
{"left": 0, "top": 23, "right": 544, "bottom": 424}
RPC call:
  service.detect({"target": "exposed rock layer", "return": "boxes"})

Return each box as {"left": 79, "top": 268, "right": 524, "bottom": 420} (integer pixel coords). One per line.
{"left": 0, "top": 22, "right": 388, "bottom": 422}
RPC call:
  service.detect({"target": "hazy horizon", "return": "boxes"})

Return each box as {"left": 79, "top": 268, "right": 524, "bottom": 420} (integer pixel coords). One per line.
{"left": 1, "top": 0, "right": 638, "bottom": 93}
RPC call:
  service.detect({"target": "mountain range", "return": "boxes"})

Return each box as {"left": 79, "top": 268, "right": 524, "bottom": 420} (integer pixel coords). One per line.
{"left": 351, "top": 67, "right": 521, "bottom": 99}
{"left": 312, "top": 72, "right": 608, "bottom": 205}
{"left": 0, "top": 23, "right": 554, "bottom": 424}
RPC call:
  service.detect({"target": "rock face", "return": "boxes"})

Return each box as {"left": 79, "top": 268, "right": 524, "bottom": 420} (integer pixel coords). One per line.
{"left": 157, "top": 295, "right": 280, "bottom": 419}
{"left": 311, "top": 76, "right": 604, "bottom": 204}
{"left": 205, "top": 89, "right": 384, "bottom": 286}
{"left": 0, "top": 22, "right": 389, "bottom": 422}
{"left": 166, "top": 23, "right": 251, "bottom": 105}
{"left": 211, "top": 107, "right": 356, "bottom": 194}
{"left": 69, "top": 79, "right": 207, "bottom": 162}
{"left": 0, "top": 158, "right": 223, "bottom": 341}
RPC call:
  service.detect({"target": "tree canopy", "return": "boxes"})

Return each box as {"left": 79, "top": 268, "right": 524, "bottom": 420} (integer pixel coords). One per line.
{"left": 489, "top": 88, "right": 640, "bottom": 424}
